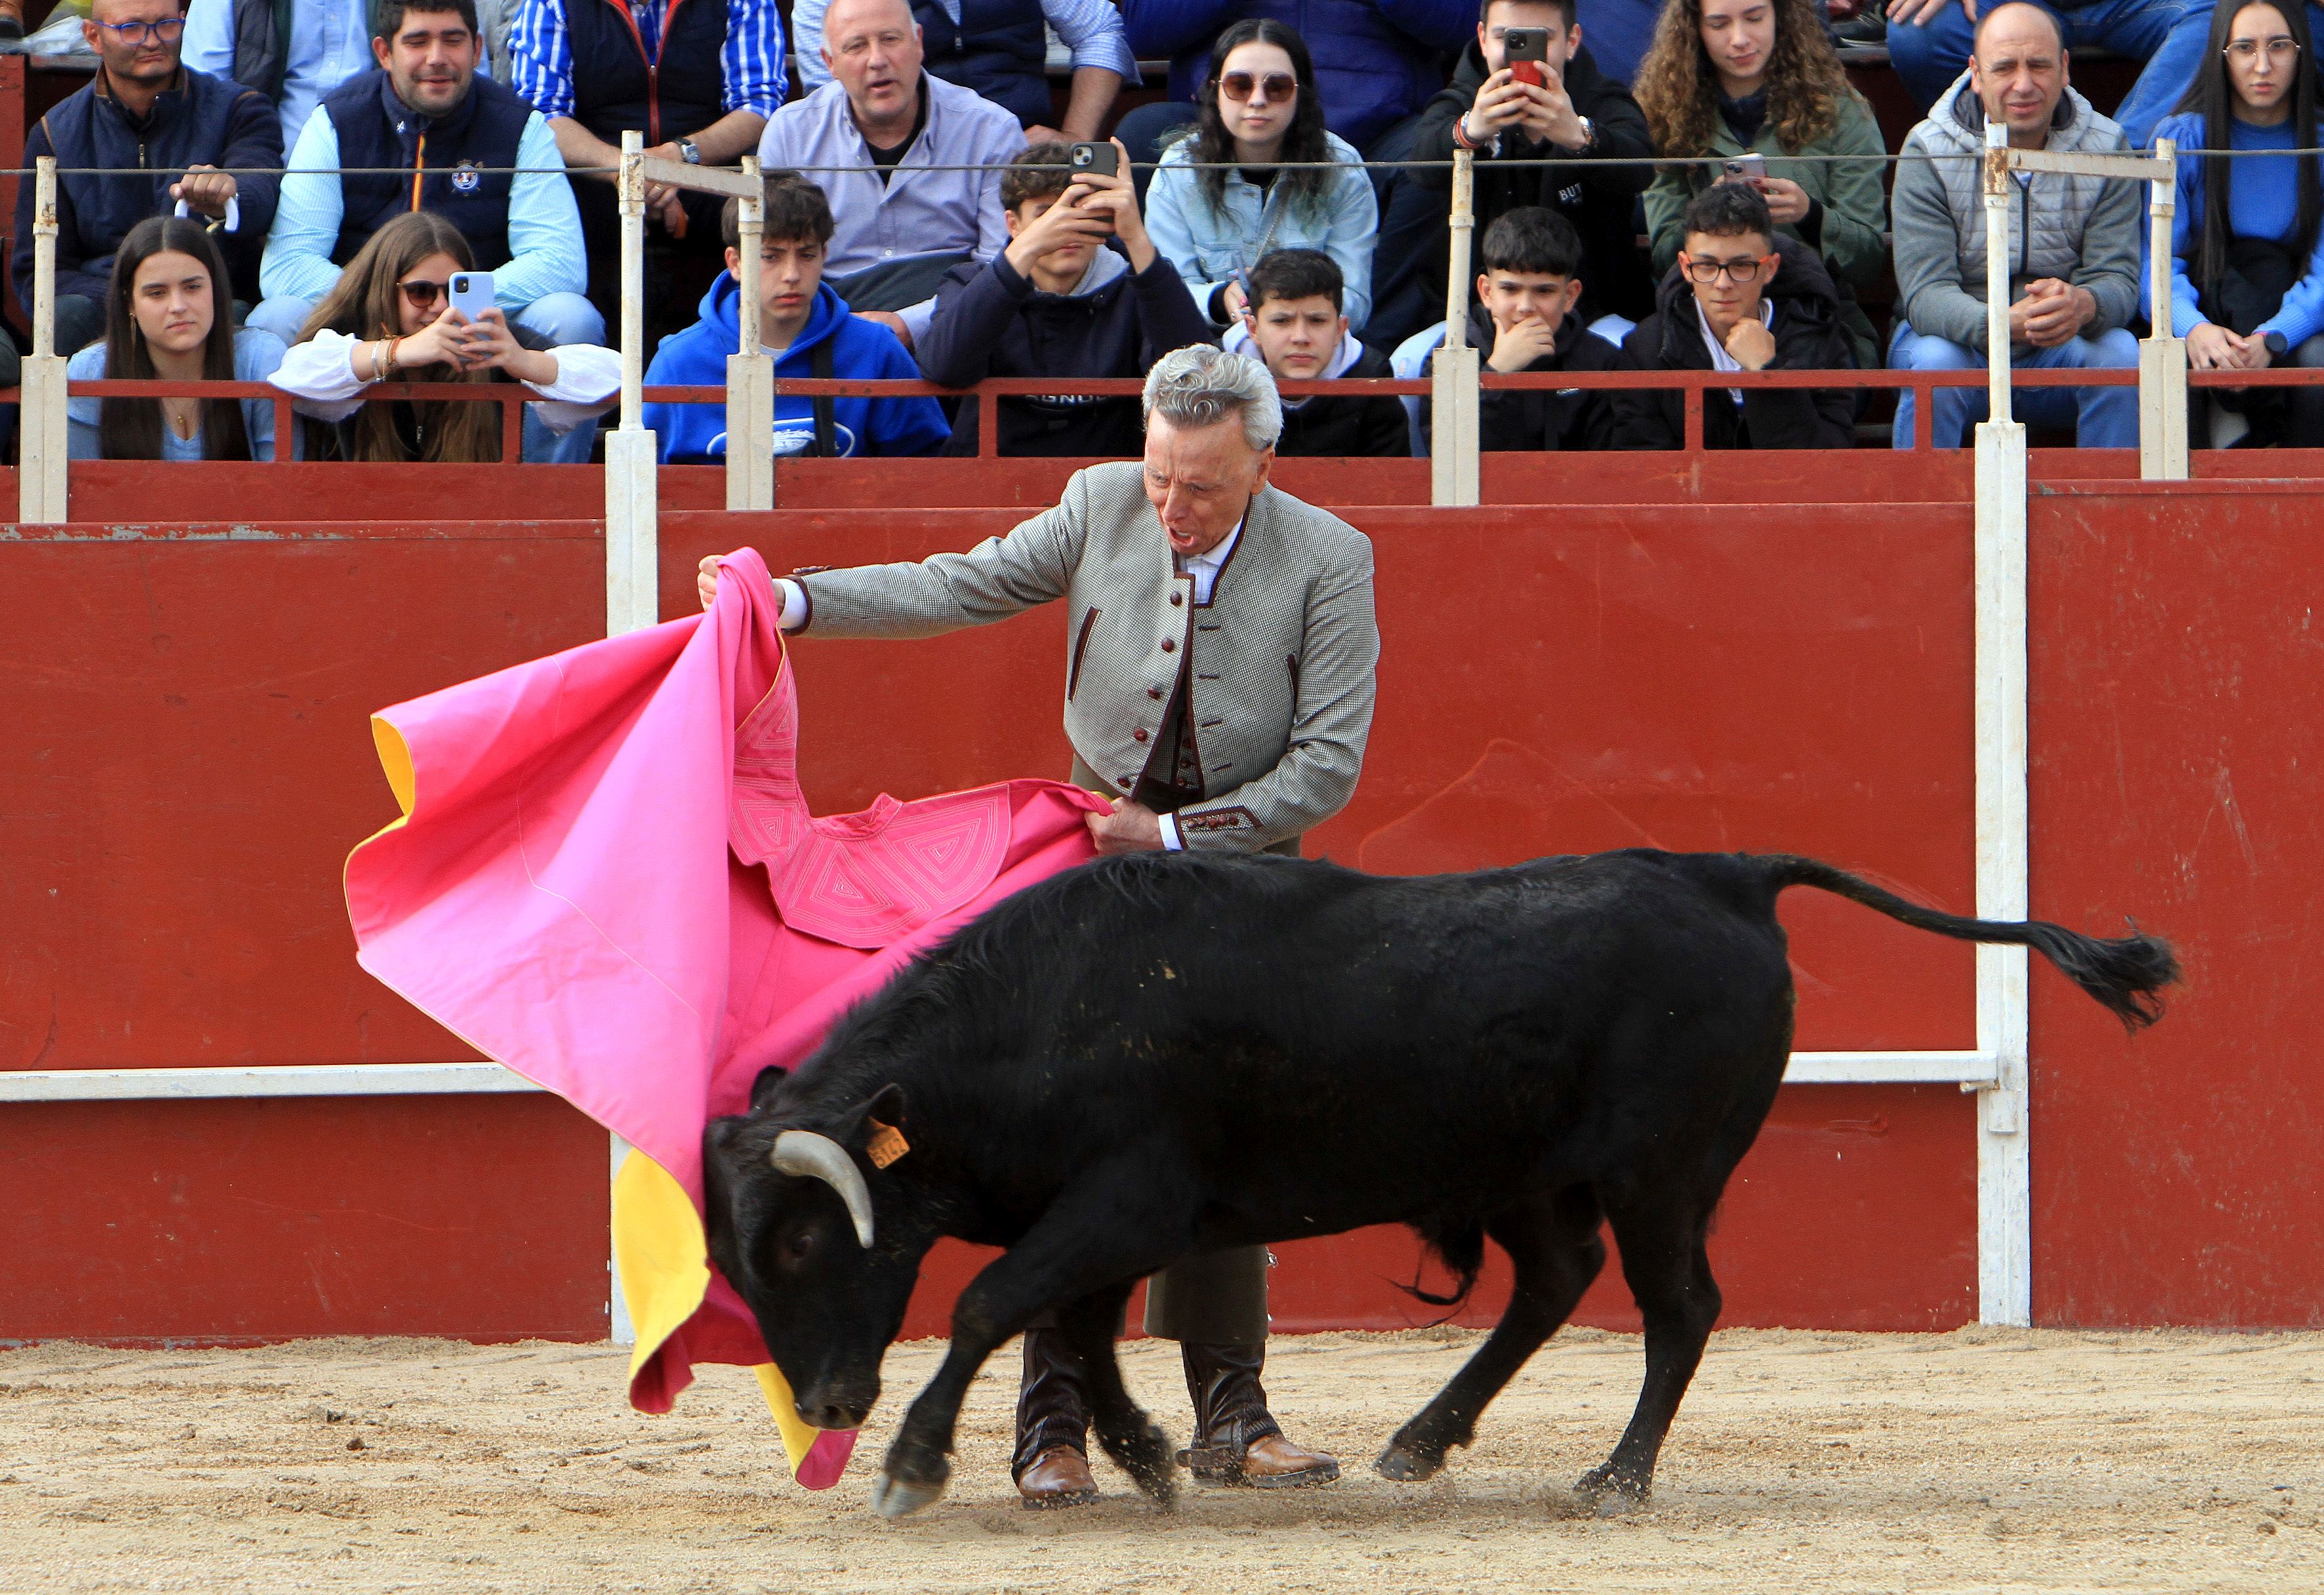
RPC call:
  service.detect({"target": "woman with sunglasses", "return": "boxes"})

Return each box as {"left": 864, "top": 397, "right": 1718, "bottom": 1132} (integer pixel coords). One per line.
{"left": 270, "top": 211, "right": 617, "bottom": 463}
{"left": 1144, "top": 19, "right": 1381, "bottom": 333}
{"left": 66, "top": 216, "right": 288, "bottom": 461}
{"left": 2147, "top": 1, "right": 2324, "bottom": 447}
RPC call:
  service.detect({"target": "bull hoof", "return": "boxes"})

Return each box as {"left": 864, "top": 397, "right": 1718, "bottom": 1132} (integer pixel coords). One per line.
{"left": 871, "top": 1472, "right": 947, "bottom": 1518}
{"left": 1573, "top": 1463, "right": 1650, "bottom": 1512}
{"left": 1374, "top": 1442, "right": 1443, "bottom": 1483}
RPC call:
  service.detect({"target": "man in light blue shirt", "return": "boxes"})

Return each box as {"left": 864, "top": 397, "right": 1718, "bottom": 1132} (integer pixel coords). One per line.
{"left": 760, "top": 0, "right": 1023, "bottom": 346}
{"left": 250, "top": 0, "right": 599, "bottom": 349}
{"left": 790, "top": 0, "right": 1138, "bottom": 138}
{"left": 184, "top": 0, "right": 377, "bottom": 154}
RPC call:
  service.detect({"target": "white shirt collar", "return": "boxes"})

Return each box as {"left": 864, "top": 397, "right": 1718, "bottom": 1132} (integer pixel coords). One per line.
{"left": 1696, "top": 298, "right": 1776, "bottom": 402}
{"left": 1179, "top": 519, "right": 1242, "bottom": 605}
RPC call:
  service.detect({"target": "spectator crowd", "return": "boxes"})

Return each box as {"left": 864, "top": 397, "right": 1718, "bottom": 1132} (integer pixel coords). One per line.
{"left": 17, "top": 0, "right": 2324, "bottom": 460}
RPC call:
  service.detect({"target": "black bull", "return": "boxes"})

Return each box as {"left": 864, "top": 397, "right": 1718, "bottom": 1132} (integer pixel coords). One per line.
{"left": 704, "top": 848, "right": 2176, "bottom": 1516}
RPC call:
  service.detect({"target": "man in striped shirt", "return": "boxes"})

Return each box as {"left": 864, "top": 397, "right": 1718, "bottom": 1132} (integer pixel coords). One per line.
{"left": 502, "top": 0, "right": 790, "bottom": 348}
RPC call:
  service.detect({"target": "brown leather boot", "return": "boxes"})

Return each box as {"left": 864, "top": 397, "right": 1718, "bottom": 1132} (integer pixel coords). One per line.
{"left": 1012, "top": 1328, "right": 1099, "bottom": 1508}
{"left": 1175, "top": 1342, "right": 1339, "bottom": 1487}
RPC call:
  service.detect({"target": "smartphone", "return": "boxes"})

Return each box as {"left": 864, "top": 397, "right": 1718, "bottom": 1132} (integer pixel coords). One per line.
{"left": 1068, "top": 142, "right": 1118, "bottom": 180}
{"left": 1722, "top": 153, "right": 1767, "bottom": 184}
{"left": 1503, "top": 27, "right": 1548, "bottom": 89}
{"left": 448, "top": 270, "right": 495, "bottom": 322}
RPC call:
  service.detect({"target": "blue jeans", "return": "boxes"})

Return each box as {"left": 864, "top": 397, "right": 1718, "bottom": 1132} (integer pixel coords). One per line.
{"left": 246, "top": 289, "right": 606, "bottom": 350}
{"left": 1890, "top": 323, "right": 2142, "bottom": 447}
{"left": 1888, "top": 0, "right": 2216, "bottom": 149}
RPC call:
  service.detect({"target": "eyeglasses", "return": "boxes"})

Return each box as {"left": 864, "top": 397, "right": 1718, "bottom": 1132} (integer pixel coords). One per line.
{"left": 1213, "top": 70, "right": 1298, "bottom": 105}
{"left": 398, "top": 278, "right": 448, "bottom": 309}
{"left": 1683, "top": 254, "right": 1770, "bottom": 283}
{"left": 94, "top": 17, "right": 188, "bottom": 45}
{"left": 2225, "top": 37, "right": 2301, "bottom": 64}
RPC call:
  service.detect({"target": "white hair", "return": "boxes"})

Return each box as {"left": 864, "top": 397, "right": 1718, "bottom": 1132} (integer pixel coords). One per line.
{"left": 1141, "top": 346, "right": 1282, "bottom": 452}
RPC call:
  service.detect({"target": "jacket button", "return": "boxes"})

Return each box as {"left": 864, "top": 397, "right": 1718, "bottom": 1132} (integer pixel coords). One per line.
{"left": 1161, "top": 638, "right": 1175, "bottom": 653}
{"left": 1170, "top": 592, "right": 1183, "bottom": 606}
{"left": 1148, "top": 687, "right": 1163, "bottom": 700}
{"left": 1133, "top": 728, "right": 1149, "bottom": 743}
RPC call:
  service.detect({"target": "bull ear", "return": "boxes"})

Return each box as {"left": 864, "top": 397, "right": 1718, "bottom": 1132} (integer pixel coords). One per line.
{"left": 749, "top": 1065, "right": 790, "bottom": 1114}
{"left": 851, "top": 1083, "right": 907, "bottom": 1140}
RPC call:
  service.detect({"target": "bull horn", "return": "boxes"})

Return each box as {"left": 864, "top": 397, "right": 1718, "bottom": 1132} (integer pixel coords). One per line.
{"left": 769, "top": 1131, "right": 875, "bottom": 1248}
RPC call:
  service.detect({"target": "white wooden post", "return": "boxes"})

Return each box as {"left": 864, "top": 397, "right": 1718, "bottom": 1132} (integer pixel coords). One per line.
{"left": 2140, "top": 136, "right": 2188, "bottom": 479}
{"left": 20, "top": 155, "right": 68, "bottom": 524}
{"left": 1974, "top": 120, "right": 2031, "bottom": 1327}
{"left": 601, "top": 130, "right": 657, "bottom": 1348}
{"left": 604, "top": 130, "right": 660, "bottom": 638}
{"left": 1429, "top": 148, "right": 1480, "bottom": 507}
{"left": 725, "top": 156, "right": 774, "bottom": 512}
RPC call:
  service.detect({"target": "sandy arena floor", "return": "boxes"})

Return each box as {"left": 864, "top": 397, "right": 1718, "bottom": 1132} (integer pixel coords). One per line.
{"left": 2, "top": 1326, "right": 2315, "bottom": 1593}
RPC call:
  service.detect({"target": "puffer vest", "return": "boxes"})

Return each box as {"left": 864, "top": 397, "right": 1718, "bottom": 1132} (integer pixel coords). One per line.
{"left": 325, "top": 71, "right": 532, "bottom": 270}
{"left": 913, "top": 0, "right": 1048, "bottom": 127}
{"left": 1915, "top": 73, "right": 2129, "bottom": 304}
{"left": 567, "top": 0, "right": 727, "bottom": 148}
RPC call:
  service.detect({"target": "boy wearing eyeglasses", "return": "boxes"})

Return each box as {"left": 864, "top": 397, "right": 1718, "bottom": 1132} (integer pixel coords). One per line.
{"left": 1421, "top": 206, "right": 1622, "bottom": 454}
{"left": 1612, "top": 182, "right": 1854, "bottom": 450}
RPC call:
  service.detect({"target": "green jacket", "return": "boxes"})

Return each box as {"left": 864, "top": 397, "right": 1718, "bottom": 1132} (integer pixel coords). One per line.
{"left": 1644, "top": 89, "right": 1886, "bottom": 367}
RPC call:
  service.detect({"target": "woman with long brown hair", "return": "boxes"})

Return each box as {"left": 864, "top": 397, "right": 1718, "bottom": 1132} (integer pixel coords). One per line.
{"left": 1633, "top": 0, "right": 1883, "bottom": 365}
{"left": 66, "top": 216, "right": 286, "bottom": 461}
{"left": 270, "top": 211, "right": 616, "bottom": 463}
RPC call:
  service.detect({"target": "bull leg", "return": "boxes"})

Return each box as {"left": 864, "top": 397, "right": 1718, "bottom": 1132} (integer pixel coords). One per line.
{"left": 1053, "top": 1283, "right": 1177, "bottom": 1505}
{"left": 1574, "top": 1195, "right": 1722, "bottom": 1509}
{"left": 874, "top": 1194, "right": 1191, "bottom": 1518}
{"left": 1377, "top": 1184, "right": 1604, "bottom": 1483}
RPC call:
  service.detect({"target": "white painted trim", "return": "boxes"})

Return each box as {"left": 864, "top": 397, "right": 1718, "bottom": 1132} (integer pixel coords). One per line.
{"left": 5, "top": 1048, "right": 2003, "bottom": 1104}
{"left": 0, "top": 1062, "right": 539, "bottom": 1102}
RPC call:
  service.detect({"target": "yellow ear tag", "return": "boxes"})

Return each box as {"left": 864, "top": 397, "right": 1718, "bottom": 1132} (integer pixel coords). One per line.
{"left": 865, "top": 1118, "right": 909, "bottom": 1169}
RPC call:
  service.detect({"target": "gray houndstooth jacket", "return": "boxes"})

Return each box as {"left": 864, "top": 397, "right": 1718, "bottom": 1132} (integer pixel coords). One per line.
{"left": 795, "top": 461, "right": 1379, "bottom": 853}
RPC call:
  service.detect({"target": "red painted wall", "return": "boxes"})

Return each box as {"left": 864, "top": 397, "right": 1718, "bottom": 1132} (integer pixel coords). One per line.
{"left": 2, "top": 480, "right": 2298, "bottom": 1341}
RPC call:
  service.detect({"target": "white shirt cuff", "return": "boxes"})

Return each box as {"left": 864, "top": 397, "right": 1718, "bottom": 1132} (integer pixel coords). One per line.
{"left": 173, "top": 195, "right": 239, "bottom": 233}
{"left": 775, "top": 577, "right": 810, "bottom": 631}
{"left": 1157, "top": 811, "right": 1183, "bottom": 851}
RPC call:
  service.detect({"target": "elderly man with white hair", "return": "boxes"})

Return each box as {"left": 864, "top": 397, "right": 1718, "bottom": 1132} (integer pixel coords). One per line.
{"left": 697, "top": 344, "right": 1378, "bottom": 1506}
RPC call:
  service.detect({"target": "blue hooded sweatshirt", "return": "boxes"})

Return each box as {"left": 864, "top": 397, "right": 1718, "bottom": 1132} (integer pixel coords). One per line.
{"left": 643, "top": 275, "right": 950, "bottom": 462}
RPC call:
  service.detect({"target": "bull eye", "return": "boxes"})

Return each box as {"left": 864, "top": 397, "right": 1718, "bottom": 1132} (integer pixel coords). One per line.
{"left": 782, "top": 1227, "right": 817, "bottom": 1265}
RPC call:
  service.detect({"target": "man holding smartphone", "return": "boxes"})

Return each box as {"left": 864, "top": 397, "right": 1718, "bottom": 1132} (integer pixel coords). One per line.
{"left": 916, "top": 138, "right": 1216, "bottom": 456}
{"left": 1373, "top": 0, "right": 1656, "bottom": 348}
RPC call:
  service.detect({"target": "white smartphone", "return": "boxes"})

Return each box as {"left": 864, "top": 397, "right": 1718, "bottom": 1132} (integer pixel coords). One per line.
{"left": 1722, "top": 153, "right": 1766, "bottom": 184}
{"left": 448, "top": 270, "right": 495, "bottom": 321}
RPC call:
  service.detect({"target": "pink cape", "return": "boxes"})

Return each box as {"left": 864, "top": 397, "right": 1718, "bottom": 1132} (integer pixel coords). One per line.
{"left": 344, "top": 548, "right": 1105, "bottom": 1488}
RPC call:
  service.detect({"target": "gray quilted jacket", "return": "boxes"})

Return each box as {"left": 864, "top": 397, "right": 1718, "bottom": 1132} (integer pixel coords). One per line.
{"left": 797, "top": 462, "right": 1379, "bottom": 853}
{"left": 1892, "top": 72, "right": 2144, "bottom": 352}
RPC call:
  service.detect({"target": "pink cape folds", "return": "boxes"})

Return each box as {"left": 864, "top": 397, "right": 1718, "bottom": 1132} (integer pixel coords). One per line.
{"left": 343, "top": 548, "right": 1106, "bottom": 1489}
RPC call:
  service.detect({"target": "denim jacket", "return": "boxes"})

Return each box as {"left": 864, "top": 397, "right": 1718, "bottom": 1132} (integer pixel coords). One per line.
{"left": 1143, "top": 129, "right": 1379, "bottom": 333}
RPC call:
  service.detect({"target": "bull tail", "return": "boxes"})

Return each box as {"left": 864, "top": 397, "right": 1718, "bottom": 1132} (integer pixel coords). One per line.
{"left": 1763, "top": 855, "right": 2180, "bottom": 1030}
{"left": 1400, "top": 1214, "right": 1486, "bottom": 1314}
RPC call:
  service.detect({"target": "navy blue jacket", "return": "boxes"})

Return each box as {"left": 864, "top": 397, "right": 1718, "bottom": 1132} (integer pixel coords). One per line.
{"left": 917, "top": 245, "right": 1216, "bottom": 456}
{"left": 16, "top": 67, "right": 283, "bottom": 313}
{"left": 325, "top": 70, "right": 533, "bottom": 270}
{"left": 1120, "top": 0, "right": 1474, "bottom": 151}
{"left": 565, "top": 0, "right": 727, "bottom": 147}
{"left": 914, "top": 0, "right": 1050, "bottom": 127}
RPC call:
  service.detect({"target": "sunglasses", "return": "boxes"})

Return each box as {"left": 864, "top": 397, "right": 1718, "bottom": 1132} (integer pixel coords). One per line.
{"left": 1213, "top": 70, "right": 1297, "bottom": 104}
{"left": 398, "top": 278, "right": 448, "bottom": 309}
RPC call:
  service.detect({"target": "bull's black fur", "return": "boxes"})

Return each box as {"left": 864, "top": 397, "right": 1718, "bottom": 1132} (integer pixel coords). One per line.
{"left": 704, "top": 847, "right": 2176, "bottom": 1516}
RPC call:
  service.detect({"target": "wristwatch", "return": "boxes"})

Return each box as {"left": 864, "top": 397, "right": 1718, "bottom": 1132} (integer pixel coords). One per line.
{"left": 1572, "top": 115, "right": 1596, "bottom": 151}
{"left": 2266, "top": 330, "right": 2290, "bottom": 359}
{"left": 678, "top": 138, "right": 703, "bottom": 165}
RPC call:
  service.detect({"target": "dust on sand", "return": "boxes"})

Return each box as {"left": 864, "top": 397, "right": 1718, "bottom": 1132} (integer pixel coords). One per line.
{"left": 3, "top": 1327, "right": 2316, "bottom": 1593}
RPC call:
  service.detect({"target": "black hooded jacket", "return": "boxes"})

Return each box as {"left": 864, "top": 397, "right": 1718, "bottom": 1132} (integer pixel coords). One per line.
{"left": 1421, "top": 303, "right": 1623, "bottom": 454}
{"left": 918, "top": 245, "right": 1216, "bottom": 457}
{"left": 1275, "top": 341, "right": 1411, "bottom": 457}
{"left": 1612, "top": 236, "right": 1856, "bottom": 451}
{"left": 1408, "top": 41, "right": 1656, "bottom": 323}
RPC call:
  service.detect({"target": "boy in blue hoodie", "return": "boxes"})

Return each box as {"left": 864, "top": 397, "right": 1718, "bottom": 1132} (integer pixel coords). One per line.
{"left": 643, "top": 174, "right": 950, "bottom": 462}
